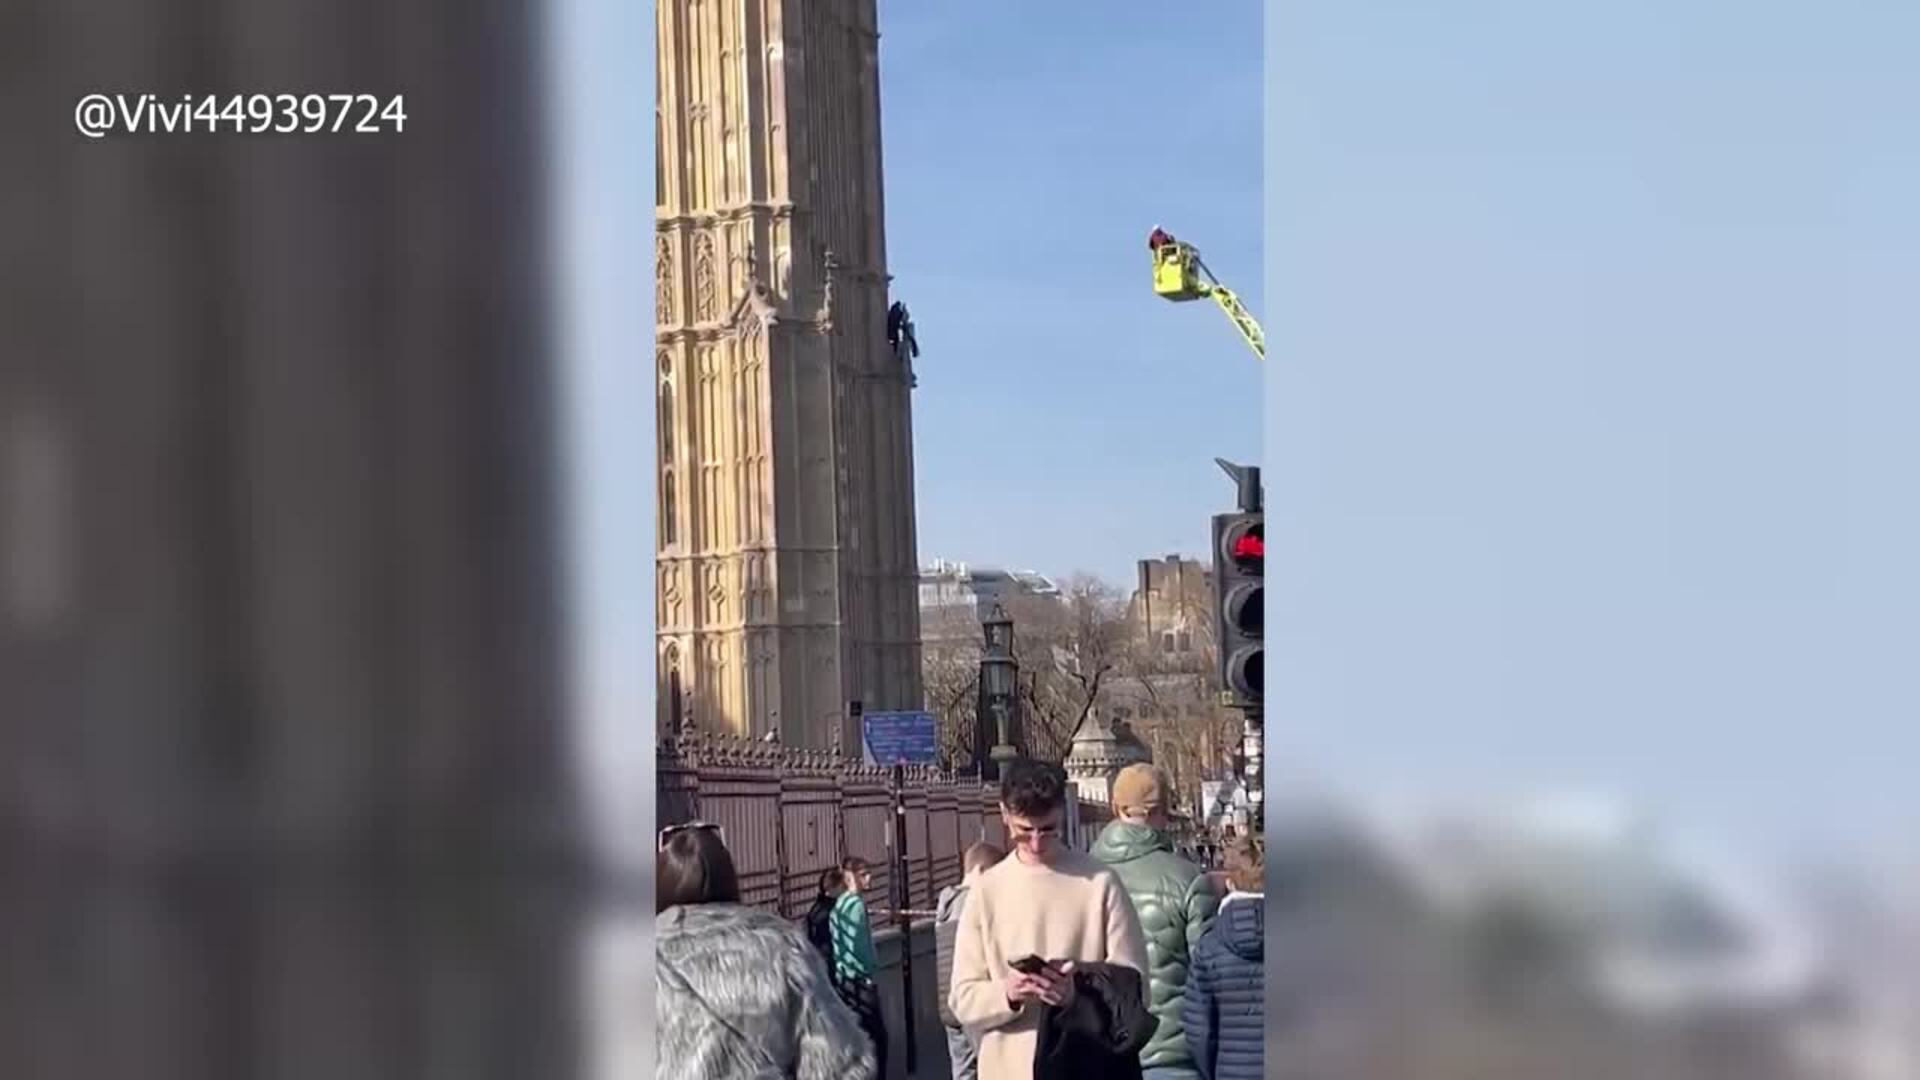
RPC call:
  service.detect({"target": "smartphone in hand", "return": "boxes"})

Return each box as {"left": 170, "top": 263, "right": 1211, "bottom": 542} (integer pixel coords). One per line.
{"left": 1010, "top": 955, "right": 1055, "bottom": 976}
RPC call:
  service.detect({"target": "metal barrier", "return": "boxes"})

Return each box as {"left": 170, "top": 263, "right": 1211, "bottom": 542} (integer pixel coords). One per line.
{"left": 657, "top": 722, "right": 1003, "bottom": 917}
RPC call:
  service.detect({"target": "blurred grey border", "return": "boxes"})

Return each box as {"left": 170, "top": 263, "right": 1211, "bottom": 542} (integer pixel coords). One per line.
{"left": 568, "top": 0, "right": 658, "bottom": 1073}
{"left": 0, "top": 0, "right": 657, "bottom": 1077}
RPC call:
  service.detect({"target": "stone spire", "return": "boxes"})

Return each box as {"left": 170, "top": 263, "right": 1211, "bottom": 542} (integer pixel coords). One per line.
{"left": 1064, "top": 710, "right": 1151, "bottom": 805}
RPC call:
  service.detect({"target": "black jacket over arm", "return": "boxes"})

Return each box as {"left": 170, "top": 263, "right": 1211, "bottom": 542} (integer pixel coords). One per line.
{"left": 1034, "top": 962, "right": 1155, "bottom": 1080}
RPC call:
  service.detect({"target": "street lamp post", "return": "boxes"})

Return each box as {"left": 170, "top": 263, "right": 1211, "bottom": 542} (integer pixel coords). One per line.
{"left": 976, "top": 604, "right": 1020, "bottom": 780}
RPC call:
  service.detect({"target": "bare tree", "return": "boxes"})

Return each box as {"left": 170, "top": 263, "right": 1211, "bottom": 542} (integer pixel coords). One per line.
{"left": 1009, "top": 575, "right": 1131, "bottom": 761}
{"left": 920, "top": 604, "right": 984, "bottom": 768}
{"left": 919, "top": 569, "right": 1244, "bottom": 787}
{"left": 1123, "top": 673, "right": 1243, "bottom": 819}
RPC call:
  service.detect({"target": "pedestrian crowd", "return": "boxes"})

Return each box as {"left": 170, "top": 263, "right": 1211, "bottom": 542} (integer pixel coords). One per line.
{"left": 655, "top": 759, "right": 1265, "bottom": 1080}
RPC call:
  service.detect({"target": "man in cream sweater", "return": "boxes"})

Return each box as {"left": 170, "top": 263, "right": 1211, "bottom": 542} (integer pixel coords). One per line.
{"left": 949, "top": 759, "right": 1150, "bottom": 1080}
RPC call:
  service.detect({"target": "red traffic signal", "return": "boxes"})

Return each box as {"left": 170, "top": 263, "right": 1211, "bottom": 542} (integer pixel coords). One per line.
{"left": 1222, "top": 520, "right": 1264, "bottom": 571}
{"left": 1231, "top": 530, "right": 1264, "bottom": 563}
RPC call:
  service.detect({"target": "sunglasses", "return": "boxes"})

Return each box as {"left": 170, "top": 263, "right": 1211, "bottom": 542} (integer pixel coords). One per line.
{"left": 658, "top": 821, "right": 725, "bottom": 851}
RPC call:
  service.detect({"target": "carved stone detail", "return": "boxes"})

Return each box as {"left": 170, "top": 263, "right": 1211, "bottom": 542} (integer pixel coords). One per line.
{"left": 744, "top": 552, "right": 769, "bottom": 620}
{"left": 656, "top": 234, "right": 674, "bottom": 326}
{"left": 693, "top": 232, "right": 718, "bottom": 323}
{"left": 703, "top": 561, "right": 727, "bottom": 625}
{"left": 660, "top": 562, "right": 684, "bottom": 629}
{"left": 816, "top": 248, "right": 838, "bottom": 332}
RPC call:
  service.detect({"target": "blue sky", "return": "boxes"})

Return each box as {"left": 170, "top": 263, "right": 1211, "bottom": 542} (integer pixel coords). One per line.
{"left": 880, "top": 1, "right": 1263, "bottom": 587}
{"left": 1268, "top": 0, "right": 1920, "bottom": 866}
{"left": 559, "top": 0, "right": 654, "bottom": 843}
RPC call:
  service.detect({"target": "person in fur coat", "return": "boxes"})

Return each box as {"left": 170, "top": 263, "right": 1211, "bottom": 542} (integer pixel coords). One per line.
{"left": 656, "top": 823, "right": 877, "bottom": 1080}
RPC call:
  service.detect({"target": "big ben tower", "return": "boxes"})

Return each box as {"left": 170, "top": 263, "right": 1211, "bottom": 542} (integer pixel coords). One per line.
{"left": 657, "top": 0, "right": 924, "bottom": 750}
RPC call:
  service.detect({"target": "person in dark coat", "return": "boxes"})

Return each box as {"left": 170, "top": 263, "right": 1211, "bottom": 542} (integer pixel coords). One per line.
{"left": 804, "top": 866, "right": 844, "bottom": 980}
{"left": 886, "top": 301, "right": 919, "bottom": 359}
{"left": 1034, "top": 961, "right": 1156, "bottom": 1080}
{"left": 1183, "top": 836, "right": 1264, "bottom": 1080}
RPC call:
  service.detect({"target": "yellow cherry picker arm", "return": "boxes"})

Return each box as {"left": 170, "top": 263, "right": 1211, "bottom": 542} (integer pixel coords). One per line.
{"left": 1147, "top": 227, "right": 1266, "bottom": 361}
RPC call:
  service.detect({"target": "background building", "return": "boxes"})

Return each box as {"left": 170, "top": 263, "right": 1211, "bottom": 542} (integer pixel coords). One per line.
{"left": 1129, "top": 554, "right": 1212, "bottom": 662}
{"left": 918, "top": 559, "right": 1061, "bottom": 646}
{"left": 657, "top": 0, "right": 924, "bottom": 749}
{"left": 1111, "top": 554, "right": 1240, "bottom": 816}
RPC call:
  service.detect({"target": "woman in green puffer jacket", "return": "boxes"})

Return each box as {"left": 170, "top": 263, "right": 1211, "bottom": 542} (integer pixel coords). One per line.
{"left": 1092, "top": 764, "right": 1224, "bottom": 1079}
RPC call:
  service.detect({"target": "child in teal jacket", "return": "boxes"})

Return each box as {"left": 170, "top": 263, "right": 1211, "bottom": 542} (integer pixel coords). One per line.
{"left": 832, "top": 857, "right": 887, "bottom": 1073}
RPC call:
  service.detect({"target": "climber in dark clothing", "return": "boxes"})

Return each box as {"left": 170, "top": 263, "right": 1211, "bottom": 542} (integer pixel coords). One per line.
{"left": 886, "top": 301, "right": 919, "bottom": 359}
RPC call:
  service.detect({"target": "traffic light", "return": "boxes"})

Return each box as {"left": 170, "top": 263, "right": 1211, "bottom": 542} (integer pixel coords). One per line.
{"left": 1212, "top": 512, "right": 1264, "bottom": 707}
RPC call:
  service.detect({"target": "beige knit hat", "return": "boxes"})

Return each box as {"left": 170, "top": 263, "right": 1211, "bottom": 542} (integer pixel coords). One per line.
{"left": 1112, "top": 763, "right": 1171, "bottom": 814}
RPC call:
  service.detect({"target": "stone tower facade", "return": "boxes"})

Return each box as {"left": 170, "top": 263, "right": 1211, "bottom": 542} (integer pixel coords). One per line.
{"left": 657, "top": 0, "right": 923, "bottom": 749}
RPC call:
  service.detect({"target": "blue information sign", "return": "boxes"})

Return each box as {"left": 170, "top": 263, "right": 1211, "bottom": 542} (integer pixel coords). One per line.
{"left": 861, "top": 710, "right": 938, "bottom": 766}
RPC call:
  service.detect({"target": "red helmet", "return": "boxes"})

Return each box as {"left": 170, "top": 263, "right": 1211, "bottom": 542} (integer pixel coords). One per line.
{"left": 1148, "top": 227, "right": 1174, "bottom": 251}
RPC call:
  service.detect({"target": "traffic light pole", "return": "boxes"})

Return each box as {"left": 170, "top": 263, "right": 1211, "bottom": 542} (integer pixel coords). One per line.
{"left": 1214, "top": 458, "right": 1264, "bottom": 833}
{"left": 1215, "top": 458, "right": 1262, "bottom": 514}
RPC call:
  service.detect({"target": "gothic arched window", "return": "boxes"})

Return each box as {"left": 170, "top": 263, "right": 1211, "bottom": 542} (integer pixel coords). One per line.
{"left": 664, "top": 644, "right": 684, "bottom": 729}
{"left": 658, "top": 379, "right": 675, "bottom": 466}
{"left": 655, "top": 103, "right": 666, "bottom": 207}
{"left": 661, "top": 470, "right": 678, "bottom": 547}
